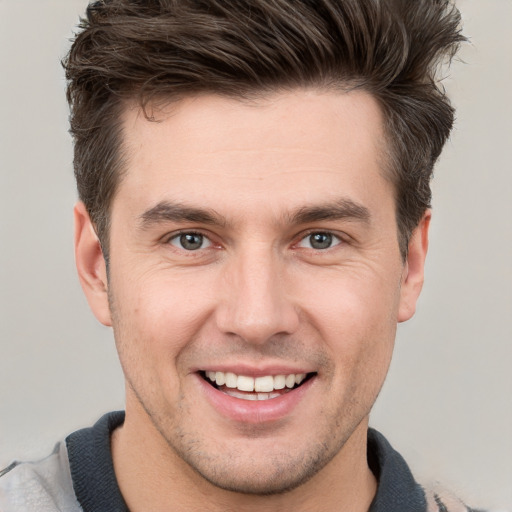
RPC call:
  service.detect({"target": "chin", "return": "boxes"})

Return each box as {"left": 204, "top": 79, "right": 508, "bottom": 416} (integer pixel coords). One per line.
{"left": 195, "top": 464, "right": 318, "bottom": 496}
{"left": 174, "top": 438, "right": 338, "bottom": 496}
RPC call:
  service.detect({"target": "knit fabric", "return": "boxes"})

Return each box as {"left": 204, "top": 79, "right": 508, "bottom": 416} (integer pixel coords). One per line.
{"left": 0, "top": 441, "right": 81, "bottom": 512}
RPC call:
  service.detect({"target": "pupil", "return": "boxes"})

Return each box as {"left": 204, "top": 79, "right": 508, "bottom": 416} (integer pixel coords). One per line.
{"left": 311, "top": 233, "right": 332, "bottom": 250}
{"left": 180, "top": 233, "right": 203, "bottom": 250}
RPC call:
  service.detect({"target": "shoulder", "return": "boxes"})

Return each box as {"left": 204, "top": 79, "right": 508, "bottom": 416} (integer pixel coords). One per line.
{"left": 423, "top": 484, "right": 508, "bottom": 512}
{"left": 0, "top": 442, "right": 82, "bottom": 512}
{"left": 424, "top": 485, "right": 477, "bottom": 512}
{"left": 423, "top": 484, "right": 510, "bottom": 512}
{"left": 368, "top": 429, "right": 498, "bottom": 512}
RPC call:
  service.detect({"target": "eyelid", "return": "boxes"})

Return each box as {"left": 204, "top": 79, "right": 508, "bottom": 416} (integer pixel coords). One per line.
{"left": 294, "top": 230, "right": 345, "bottom": 250}
{"left": 164, "top": 229, "right": 215, "bottom": 249}
{"left": 161, "top": 228, "right": 348, "bottom": 252}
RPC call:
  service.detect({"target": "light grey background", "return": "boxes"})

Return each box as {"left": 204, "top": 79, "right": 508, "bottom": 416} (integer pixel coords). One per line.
{"left": 0, "top": 0, "right": 510, "bottom": 509}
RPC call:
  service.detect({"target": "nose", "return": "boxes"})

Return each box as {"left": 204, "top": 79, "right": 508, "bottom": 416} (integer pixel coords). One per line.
{"left": 215, "top": 246, "right": 300, "bottom": 344}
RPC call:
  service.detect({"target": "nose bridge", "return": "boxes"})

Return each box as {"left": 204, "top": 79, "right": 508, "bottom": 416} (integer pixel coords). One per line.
{"left": 216, "top": 242, "right": 298, "bottom": 343}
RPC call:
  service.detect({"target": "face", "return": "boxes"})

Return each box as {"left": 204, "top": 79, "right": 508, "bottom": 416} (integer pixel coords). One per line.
{"left": 76, "top": 89, "right": 428, "bottom": 495}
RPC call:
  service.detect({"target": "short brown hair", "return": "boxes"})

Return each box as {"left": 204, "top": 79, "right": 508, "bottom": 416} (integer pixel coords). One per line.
{"left": 64, "top": 0, "right": 464, "bottom": 260}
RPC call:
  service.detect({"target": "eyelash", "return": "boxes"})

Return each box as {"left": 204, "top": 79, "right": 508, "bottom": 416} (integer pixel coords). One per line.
{"left": 295, "top": 231, "right": 343, "bottom": 251}
{"left": 164, "top": 229, "right": 345, "bottom": 253}
{"left": 166, "top": 231, "right": 213, "bottom": 251}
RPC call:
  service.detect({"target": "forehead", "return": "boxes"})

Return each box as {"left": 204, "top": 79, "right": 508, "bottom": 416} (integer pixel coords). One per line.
{"left": 115, "top": 89, "right": 392, "bottom": 220}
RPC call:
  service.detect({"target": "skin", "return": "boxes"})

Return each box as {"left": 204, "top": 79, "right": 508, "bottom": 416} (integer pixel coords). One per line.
{"left": 75, "top": 89, "right": 429, "bottom": 512}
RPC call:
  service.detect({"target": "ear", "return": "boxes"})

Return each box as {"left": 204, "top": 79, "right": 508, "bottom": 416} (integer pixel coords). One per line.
{"left": 74, "top": 202, "right": 112, "bottom": 326}
{"left": 397, "top": 210, "right": 431, "bottom": 323}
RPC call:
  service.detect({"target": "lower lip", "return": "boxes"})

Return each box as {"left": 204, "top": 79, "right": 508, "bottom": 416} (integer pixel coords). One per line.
{"left": 197, "top": 374, "right": 315, "bottom": 424}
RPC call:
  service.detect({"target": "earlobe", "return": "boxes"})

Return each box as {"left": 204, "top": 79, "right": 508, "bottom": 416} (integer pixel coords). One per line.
{"left": 397, "top": 210, "right": 431, "bottom": 323}
{"left": 74, "top": 202, "right": 112, "bottom": 326}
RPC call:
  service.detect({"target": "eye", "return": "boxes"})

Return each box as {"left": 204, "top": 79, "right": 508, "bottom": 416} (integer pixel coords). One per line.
{"left": 297, "top": 232, "right": 341, "bottom": 250}
{"left": 169, "top": 232, "right": 212, "bottom": 251}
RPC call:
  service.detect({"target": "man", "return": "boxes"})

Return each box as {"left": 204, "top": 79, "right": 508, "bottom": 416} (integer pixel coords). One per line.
{"left": 0, "top": 0, "right": 480, "bottom": 510}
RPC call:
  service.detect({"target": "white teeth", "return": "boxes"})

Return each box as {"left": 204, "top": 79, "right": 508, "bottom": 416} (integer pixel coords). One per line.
{"left": 225, "top": 372, "right": 237, "bottom": 388}
{"left": 254, "top": 375, "right": 274, "bottom": 392}
{"left": 285, "top": 374, "right": 296, "bottom": 389}
{"left": 237, "top": 375, "right": 255, "bottom": 392}
{"left": 225, "top": 389, "right": 258, "bottom": 400}
{"left": 205, "top": 370, "right": 309, "bottom": 394}
{"left": 273, "top": 375, "right": 286, "bottom": 389}
{"left": 224, "top": 389, "right": 283, "bottom": 401}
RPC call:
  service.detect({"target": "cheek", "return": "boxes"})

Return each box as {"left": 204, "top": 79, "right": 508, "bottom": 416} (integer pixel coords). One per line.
{"left": 109, "top": 270, "right": 217, "bottom": 370}
{"left": 302, "top": 266, "right": 400, "bottom": 335}
{"left": 298, "top": 268, "right": 399, "bottom": 381}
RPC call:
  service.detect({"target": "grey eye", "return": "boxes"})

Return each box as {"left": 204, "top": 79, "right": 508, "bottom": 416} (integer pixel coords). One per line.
{"left": 309, "top": 233, "right": 332, "bottom": 249}
{"left": 170, "top": 233, "right": 211, "bottom": 251}
{"left": 298, "top": 232, "right": 340, "bottom": 250}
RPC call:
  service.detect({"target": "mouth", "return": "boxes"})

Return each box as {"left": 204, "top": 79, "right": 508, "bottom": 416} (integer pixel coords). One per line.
{"left": 199, "top": 370, "right": 316, "bottom": 401}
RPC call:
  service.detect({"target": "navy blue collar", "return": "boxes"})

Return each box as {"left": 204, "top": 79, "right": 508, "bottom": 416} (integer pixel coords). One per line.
{"left": 67, "top": 411, "right": 128, "bottom": 512}
{"left": 367, "top": 428, "right": 427, "bottom": 511}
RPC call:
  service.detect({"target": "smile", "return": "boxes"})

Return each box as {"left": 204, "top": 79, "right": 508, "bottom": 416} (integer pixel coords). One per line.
{"left": 201, "top": 371, "right": 314, "bottom": 401}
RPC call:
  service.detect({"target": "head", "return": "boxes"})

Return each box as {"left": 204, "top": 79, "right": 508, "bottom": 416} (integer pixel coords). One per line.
{"left": 67, "top": 0, "right": 464, "bottom": 502}
{"left": 65, "top": 0, "right": 463, "bottom": 263}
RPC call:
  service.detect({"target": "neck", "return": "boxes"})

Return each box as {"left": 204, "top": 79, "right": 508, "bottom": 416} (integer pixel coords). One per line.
{"left": 111, "top": 405, "right": 377, "bottom": 512}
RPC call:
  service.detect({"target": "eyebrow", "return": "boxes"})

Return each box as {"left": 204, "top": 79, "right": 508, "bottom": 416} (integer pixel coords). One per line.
{"left": 288, "top": 198, "right": 371, "bottom": 225}
{"left": 138, "top": 202, "right": 226, "bottom": 229}
{"left": 138, "top": 197, "right": 371, "bottom": 230}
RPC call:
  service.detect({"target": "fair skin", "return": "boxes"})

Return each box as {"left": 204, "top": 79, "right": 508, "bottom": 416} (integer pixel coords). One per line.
{"left": 75, "top": 89, "right": 429, "bottom": 512}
